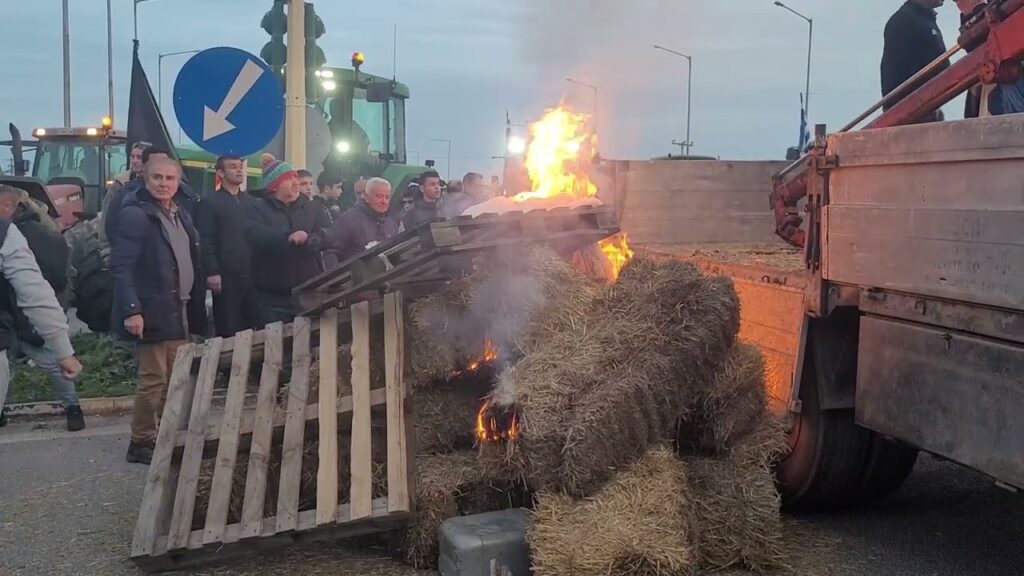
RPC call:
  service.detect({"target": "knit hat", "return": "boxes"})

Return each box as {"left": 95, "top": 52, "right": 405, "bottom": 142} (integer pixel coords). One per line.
{"left": 260, "top": 153, "right": 297, "bottom": 192}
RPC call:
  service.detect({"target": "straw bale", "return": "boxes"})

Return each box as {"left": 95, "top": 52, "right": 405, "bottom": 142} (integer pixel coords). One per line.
{"left": 411, "top": 372, "right": 494, "bottom": 454}
{"left": 686, "top": 416, "right": 789, "bottom": 573}
{"left": 678, "top": 342, "right": 768, "bottom": 456}
{"left": 394, "top": 451, "right": 528, "bottom": 569}
{"left": 529, "top": 446, "right": 697, "bottom": 576}
{"left": 487, "top": 257, "right": 740, "bottom": 495}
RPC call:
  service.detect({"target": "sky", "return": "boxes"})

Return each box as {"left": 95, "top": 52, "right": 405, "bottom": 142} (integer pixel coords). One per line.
{"left": 0, "top": 0, "right": 968, "bottom": 179}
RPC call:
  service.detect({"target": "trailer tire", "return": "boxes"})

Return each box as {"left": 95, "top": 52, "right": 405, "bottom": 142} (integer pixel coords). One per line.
{"left": 853, "top": 436, "right": 919, "bottom": 502}
{"left": 777, "top": 345, "right": 873, "bottom": 509}
{"left": 66, "top": 219, "right": 113, "bottom": 333}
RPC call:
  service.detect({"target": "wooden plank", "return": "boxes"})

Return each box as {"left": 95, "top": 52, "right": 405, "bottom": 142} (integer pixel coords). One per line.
{"left": 167, "top": 338, "right": 225, "bottom": 551}
{"left": 202, "top": 330, "right": 253, "bottom": 545}
{"left": 349, "top": 301, "right": 373, "bottom": 520}
{"left": 130, "top": 343, "right": 197, "bottom": 558}
{"left": 276, "top": 316, "right": 312, "bottom": 533}
{"left": 383, "top": 292, "right": 410, "bottom": 513}
{"left": 316, "top": 309, "right": 340, "bottom": 525}
{"left": 240, "top": 322, "right": 283, "bottom": 539}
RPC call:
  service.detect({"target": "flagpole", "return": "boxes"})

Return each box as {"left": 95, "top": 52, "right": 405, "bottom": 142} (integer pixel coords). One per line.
{"left": 62, "top": 0, "right": 71, "bottom": 127}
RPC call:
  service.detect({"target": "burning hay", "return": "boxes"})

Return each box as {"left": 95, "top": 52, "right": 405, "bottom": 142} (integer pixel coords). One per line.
{"left": 483, "top": 256, "right": 741, "bottom": 496}
{"left": 393, "top": 451, "right": 530, "bottom": 569}
{"left": 686, "top": 415, "right": 789, "bottom": 573}
{"left": 529, "top": 446, "right": 697, "bottom": 576}
{"left": 411, "top": 373, "right": 494, "bottom": 455}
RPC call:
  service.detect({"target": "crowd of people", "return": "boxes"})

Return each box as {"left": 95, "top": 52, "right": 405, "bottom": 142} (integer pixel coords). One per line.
{"left": 0, "top": 141, "right": 496, "bottom": 465}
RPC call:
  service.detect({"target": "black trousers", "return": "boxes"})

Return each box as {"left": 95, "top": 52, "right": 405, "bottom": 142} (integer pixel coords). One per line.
{"left": 212, "top": 273, "right": 262, "bottom": 337}
{"left": 255, "top": 290, "right": 296, "bottom": 326}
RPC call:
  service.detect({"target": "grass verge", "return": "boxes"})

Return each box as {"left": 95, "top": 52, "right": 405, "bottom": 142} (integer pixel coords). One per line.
{"left": 7, "top": 333, "right": 136, "bottom": 404}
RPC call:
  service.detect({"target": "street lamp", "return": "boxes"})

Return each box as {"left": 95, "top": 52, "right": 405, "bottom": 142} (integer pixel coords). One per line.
{"left": 134, "top": 0, "right": 156, "bottom": 42}
{"left": 653, "top": 45, "right": 694, "bottom": 156}
{"left": 566, "top": 78, "right": 599, "bottom": 141}
{"left": 774, "top": 1, "right": 813, "bottom": 130}
{"left": 158, "top": 50, "right": 201, "bottom": 112}
{"left": 430, "top": 138, "right": 452, "bottom": 179}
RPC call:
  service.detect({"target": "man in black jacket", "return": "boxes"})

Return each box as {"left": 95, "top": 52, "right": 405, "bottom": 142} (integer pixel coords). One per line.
{"left": 196, "top": 155, "right": 261, "bottom": 337}
{"left": 0, "top": 186, "right": 84, "bottom": 431}
{"left": 104, "top": 146, "right": 198, "bottom": 244}
{"left": 111, "top": 158, "right": 205, "bottom": 464}
{"left": 330, "top": 177, "right": 400, "bottom": 262}
{"left": 245, "top": 154, "right": 331, "bottom": 323}
{"left": 401, "top": 170, "right": 443, "bottom": 231}
{"left": 881, "top": 0, "right": 950, "bottom": 114}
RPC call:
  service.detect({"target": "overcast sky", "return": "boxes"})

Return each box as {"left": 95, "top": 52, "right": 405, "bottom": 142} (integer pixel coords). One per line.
{"left": 0, "top": 0, "right": 967, "bottom": 179}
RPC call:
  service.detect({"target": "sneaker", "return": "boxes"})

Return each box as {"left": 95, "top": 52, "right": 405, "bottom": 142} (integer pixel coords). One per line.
{"left": 126, "top": 442, "right": 154, "bottom": 465}
{"left": 0, "top": 408, "right": 7, "bottom": 427}
{"left": 66, "top": 406, "right": 85, "bottom": 432}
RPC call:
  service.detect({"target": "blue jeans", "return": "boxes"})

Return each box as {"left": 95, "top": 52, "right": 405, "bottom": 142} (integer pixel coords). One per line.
{"left": 11, "top": 341, "right": 80, "bottom": 408}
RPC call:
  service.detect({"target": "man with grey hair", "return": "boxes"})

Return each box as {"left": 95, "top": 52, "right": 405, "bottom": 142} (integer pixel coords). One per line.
{"left": 328, "top": 177, "right": 400, "bottom": 262}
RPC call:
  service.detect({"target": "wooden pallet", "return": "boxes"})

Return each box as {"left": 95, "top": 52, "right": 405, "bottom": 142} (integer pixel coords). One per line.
{"left": 294, "top": 205, "right": 620, "bottom": 315}
{"left": 131, "top": 294, "right": 412, "bottom": 572}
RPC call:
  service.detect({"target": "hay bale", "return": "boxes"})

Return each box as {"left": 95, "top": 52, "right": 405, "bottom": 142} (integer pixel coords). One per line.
{"left": 487, "top": 257, "right": 740, "bottom": 495}
{"left": 686, "top": 416, "right": 789, "bottom": 573}
{"left": 678, "top": 343, "right": 768, "bottom": 456}
{"left": 411, "top": 373, "right": 493, "bottom": 455}
{"left": 529, "top": 446, "right": 697, "bottom": 576}
{"left": 395, "top": 451, "right": 528, "bottom": 569}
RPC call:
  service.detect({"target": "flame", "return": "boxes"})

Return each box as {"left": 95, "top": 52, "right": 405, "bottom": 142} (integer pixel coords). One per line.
{"left": 464, "top": 338, "right": 498, "bottom": 373}
{"left": 476, "top": 399, "right": 520, "bottom": 443}
{"left": 510, "top": 105, "right": 633, "bottom": 281}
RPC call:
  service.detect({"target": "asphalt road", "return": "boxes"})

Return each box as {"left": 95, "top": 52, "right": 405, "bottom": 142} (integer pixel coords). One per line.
{"left": 0, "top": 415, "right": 1022, "bottom": 576}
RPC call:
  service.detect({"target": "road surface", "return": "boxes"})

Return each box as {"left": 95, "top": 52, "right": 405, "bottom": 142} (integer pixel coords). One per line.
{"left": 0, "top": 414, "right": 1022, "bottom": 575}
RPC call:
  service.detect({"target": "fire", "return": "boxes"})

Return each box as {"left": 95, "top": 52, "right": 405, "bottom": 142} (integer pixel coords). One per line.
{"left": 600, "top": 233, "right": 634, "bottom": 281}
{"left": 512, "top": 106, "right": 597, "bottom": 203}
{"left": 476, "top": 399, "right": 520, "bottom": 443}
{"left": 464, "top": 338, "right": 498, "bottom": 373}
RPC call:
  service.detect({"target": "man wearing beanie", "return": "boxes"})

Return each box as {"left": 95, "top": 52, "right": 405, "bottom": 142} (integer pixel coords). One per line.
{"left": 244, "top": 154, "right": 331, "bottom": 323}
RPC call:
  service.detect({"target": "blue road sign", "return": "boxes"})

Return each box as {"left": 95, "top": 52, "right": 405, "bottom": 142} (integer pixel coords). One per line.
{"left": 173, "top": 47, "right": 284, "bottom": 157}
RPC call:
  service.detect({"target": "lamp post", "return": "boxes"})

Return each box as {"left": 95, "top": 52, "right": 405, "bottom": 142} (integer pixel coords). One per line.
{"left": 774, "top": 1, "right": 814, "bottom": 127}
{"left": 566, "top": 78, "right": 599, "bottom": 144}
{"left": 653, "top": 45, "right": 693, "bottom": 156}
{"left": 62, "top": 0, "right": 71, "bottom": 127}
{"left": 133, "top": 0, "right": 156, "bottom": 42}
{"left": 430, "top": 138, "right": 452, "bottom": 179}
{"left": 158, "top": 50, "right": 201, "bottom": 112}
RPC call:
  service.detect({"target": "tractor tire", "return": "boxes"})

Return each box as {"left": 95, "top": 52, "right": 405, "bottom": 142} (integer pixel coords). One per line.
{"left": 852, "top": 435, "right": 919, "bottom": 502}
{"left": 776, "top": 343, "right": 873, "bottom": 509}
{"left": 66, "top": 219, "right": 113, "bottom": 333}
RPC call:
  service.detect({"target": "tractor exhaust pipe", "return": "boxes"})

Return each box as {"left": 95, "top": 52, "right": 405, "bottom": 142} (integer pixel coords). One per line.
{"left": 9, "top": 124, "right": 26, "bottom": 177}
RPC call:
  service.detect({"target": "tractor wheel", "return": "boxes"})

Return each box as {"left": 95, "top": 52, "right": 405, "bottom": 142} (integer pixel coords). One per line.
{"left": 776, "top": 343, "right": 873, "bottom": 509}
{"left": 852, "top": 435, "right": 919, "bottom": 502}
{"left": 66, "top": 219, "right": 113, "bottom": 333}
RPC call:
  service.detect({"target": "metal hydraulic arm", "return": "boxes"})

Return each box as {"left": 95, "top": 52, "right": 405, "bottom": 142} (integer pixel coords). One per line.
{"left": 771, "top": 0, "right": 1024, "bottom": 249}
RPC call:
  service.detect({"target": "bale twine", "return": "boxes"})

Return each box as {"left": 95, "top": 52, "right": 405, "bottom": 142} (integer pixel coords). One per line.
{"left": 486, "top": 257, "right": 740, "bottom": 496}
{"left": 394, "top": 451, "right": 528, "bottom": 569}
{"left": 529, "top": 445, "right": 697, "bottom": 576}
{"left": 686, "top": 415, "right": 789, "bottom": 573}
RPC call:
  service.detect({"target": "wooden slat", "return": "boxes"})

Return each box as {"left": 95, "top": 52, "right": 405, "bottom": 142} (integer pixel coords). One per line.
{"left": 168, "top": 338, "right": 224, "bottom": 551}
{"left": 349, "top": 301, "right": 373, "bottom": 520}
{"left": 240, "top": 322, "right": 283, "bottom": 539}
{"left": 383, "top": 293, "right": 410, "bottom": 513}
{"left": 131, "top": 343, "right": 198, "bottom": 558}
{"left": 276, "top": 317, "right": 312, "bottom": 532}
{"left": 203, "top": 330, "right": 253, "bottom": 545}
{"left": 317, "top": 309, "right": 340, "bottom": 525}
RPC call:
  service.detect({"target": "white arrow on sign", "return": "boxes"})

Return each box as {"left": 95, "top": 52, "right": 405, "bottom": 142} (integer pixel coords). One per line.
{"left": 202, "top": 58, "right": 265, "bottom": 141}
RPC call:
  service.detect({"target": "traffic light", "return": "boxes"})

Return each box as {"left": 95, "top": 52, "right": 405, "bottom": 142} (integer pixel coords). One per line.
{"left": 260, "top": 0, "right": 287, "bottom": 81}
{"left": 304, "top": 2, "right": 326, "bottom": 100}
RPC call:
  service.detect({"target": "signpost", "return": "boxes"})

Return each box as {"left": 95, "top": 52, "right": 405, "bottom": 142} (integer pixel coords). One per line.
{"left": 173, "top": 47, "right": 284, "bottom": 157}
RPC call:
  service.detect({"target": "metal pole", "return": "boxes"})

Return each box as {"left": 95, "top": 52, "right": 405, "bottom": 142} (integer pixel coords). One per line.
{"left": 446, "top": 140, "right": 451, "bottom": 179}
{"left": 62, "top": 0, "right": 71, "bottom": 127}
{"left": 133, "top": 1, "right": 138, "bottom": 42}
{"left": 158, "top": 56, "right": 163, "bottom": 112}
{"left": 805, "top": 18, "right": 813, "bottom": 121}
{"left": 107, "top": 0, "right": 114, "bottom": 121}
{"left": 685, "top": 55, "right": 692, "bottom": 156}
{"left": 285, "top": 0, "right": 307, "bottom": 167}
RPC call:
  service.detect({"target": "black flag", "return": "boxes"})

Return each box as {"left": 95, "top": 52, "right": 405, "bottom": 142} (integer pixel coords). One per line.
{"left": 126, "top": 40, "right": 177, "bottom": 161}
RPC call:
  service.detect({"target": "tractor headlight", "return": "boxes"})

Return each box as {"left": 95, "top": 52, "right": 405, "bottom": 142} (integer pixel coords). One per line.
{"left": 336, "top": 141, "right": 351, "bottom": 154}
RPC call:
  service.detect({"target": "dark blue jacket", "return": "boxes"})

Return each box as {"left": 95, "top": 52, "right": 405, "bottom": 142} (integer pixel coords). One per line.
{"left": 105, "top": 178, "right": 197, "bottom": 243}
{"left": 110, "top": 187, "right": 206, "bottom": 342}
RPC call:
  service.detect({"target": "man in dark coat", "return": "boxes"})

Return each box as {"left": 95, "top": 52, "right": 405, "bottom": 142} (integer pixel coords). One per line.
{"left": 330, "top": 177, "right": 400, "bottom": 263}
{"left": 110, "top": 158, "right": 206, "bottom": 464}
{"left": 400, "top": 170, "right": 443, "bottom": 231}
{"left": 881, "top": 0, "right": 950, "bottom": 115}
{"left": 104, "top": 146, "right": 197, "bottom": 244}
{"left": 196, "top": 155, "right": 262, "bottom": 337}
{"left": 245, "top": 154, "right": 331, "bottom": 323}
